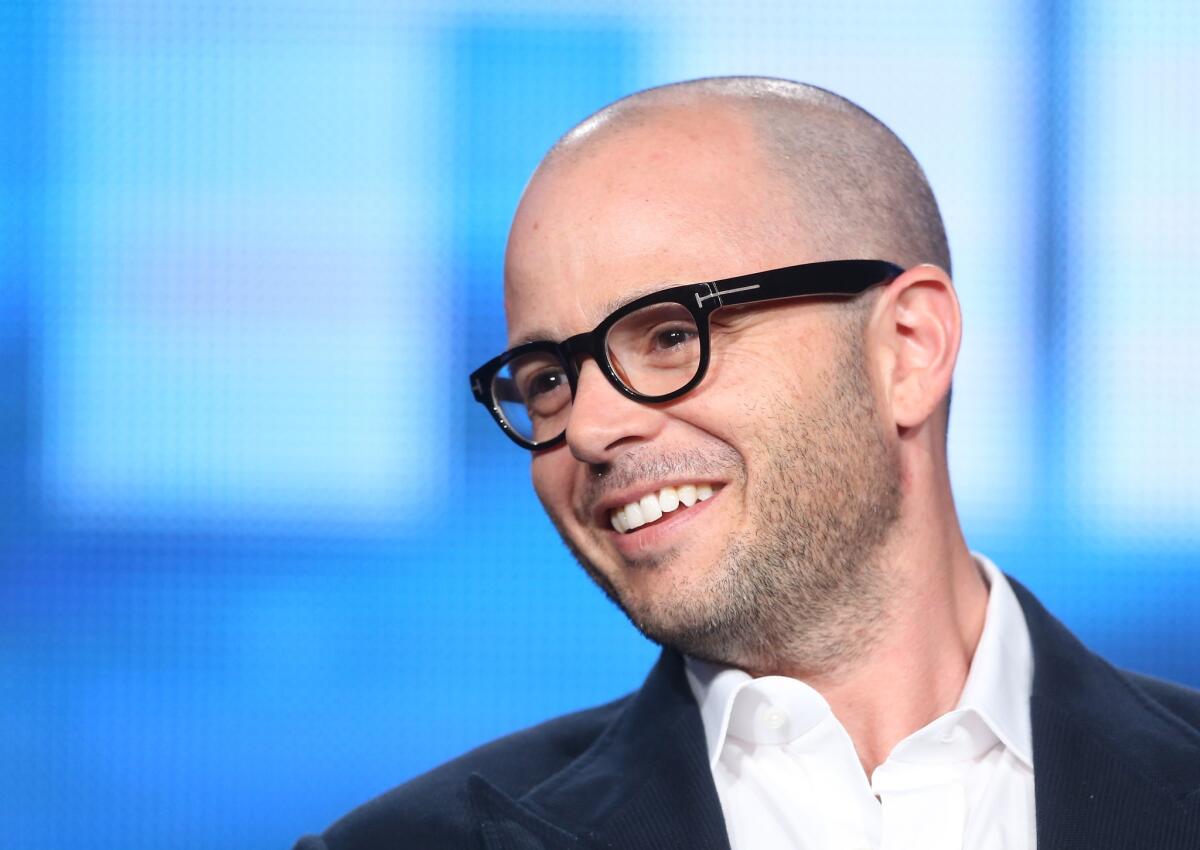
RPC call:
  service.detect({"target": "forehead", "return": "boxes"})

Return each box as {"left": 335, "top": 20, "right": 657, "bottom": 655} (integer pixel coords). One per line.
{"left": 503, "top": 106, "right": 807, "bottom": 346}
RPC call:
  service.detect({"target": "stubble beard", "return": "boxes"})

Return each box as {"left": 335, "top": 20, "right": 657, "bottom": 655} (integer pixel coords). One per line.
{"left": 552, "top": 343, "right": 903, "bottom": 679}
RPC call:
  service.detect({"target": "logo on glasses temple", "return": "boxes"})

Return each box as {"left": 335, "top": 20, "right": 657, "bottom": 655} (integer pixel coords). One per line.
{"left": 694, "top": 282, "right": 762, "bottom": 309}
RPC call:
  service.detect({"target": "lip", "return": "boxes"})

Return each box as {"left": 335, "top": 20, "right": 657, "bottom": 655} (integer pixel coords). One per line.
{"left": 597, "top": 482, "right": 725, "bottom": 557}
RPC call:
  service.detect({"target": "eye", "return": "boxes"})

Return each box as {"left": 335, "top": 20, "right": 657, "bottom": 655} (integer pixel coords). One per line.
{"left": 526, "top": 367, "right": 567, "bottom": 399}
{"left": 652, "top": 324, "right": 698, "bottom": 351}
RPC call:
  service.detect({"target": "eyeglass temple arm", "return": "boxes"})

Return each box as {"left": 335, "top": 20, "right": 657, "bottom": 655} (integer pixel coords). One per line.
{"left": 701, "top": 260, "right": 903, "bottom": 309}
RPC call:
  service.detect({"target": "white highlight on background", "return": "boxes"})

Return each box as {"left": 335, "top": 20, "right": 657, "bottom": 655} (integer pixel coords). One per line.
{"left": 40, "top": 16, "right": 447, "bottom": 527}
{"left": 1065, "top": 1, "right": 1200, "bottom": 537}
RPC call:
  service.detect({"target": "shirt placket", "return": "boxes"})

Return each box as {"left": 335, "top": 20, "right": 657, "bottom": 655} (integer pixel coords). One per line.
{"left": 874, "top": 760, "right": 969, "bottom": 850}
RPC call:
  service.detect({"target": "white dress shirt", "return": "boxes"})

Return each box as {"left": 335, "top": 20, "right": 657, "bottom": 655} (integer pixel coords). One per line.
{"left": 685, "top": 555, "right": 1036, "bottom": 850}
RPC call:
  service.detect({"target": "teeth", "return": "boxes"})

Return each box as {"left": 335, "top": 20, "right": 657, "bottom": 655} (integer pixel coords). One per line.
{"left": 609, "top": 483, "right": 716, "bottom": 534}
{"left": 640, "top": 493, "right": 663, "bottom": 523}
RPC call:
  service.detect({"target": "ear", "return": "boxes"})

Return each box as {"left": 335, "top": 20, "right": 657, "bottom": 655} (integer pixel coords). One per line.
{"left": 871, "top": 264, "right": 961, "bottom": 431}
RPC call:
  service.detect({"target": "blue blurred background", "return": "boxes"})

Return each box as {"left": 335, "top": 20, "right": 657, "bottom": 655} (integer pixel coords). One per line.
{"left": 3, "top": 1, "right": 1200, "bottom": 846}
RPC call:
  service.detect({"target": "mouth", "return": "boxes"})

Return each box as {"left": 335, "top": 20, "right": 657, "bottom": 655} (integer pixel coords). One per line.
{"left": 608, "top": 482, "right": 717, "bottom": 534}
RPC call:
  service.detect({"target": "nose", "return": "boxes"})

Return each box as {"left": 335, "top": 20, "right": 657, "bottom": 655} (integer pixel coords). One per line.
{"left": 565, "top": 359, "right": 665, "bottom": 464}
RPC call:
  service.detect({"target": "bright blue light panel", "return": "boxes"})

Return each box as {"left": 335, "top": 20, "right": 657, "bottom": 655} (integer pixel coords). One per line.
{"left": 38, "top": 4, "right": 448, "bottom": 527}
{"left": 1064, "top": 0, "right": 1200, "bottom": 539}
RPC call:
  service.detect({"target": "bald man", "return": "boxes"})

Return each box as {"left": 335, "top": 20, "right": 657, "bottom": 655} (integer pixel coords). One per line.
{"left": 296, "top": 78, "right": 1200, "bottom": 850}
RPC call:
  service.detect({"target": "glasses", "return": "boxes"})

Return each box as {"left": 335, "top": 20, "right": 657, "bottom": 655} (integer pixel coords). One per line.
{"left": 470, "top": 258, "right": 903, "bottom": 450}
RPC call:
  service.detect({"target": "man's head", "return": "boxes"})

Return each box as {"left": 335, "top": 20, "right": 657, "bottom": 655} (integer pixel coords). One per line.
{"left": 499, "top": 77, "right": 961, "bottom": 677}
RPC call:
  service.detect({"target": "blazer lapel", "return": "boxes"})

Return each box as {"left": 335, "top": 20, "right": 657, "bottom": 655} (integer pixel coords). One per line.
{"left": 469, "top": 775, "right": 586, "bottom": 850}
{"left": 1012, "top": 579, "right": 1200, "bottom": 849}
{"left": 471, "top": 649, "right": 730, "bottom": 850}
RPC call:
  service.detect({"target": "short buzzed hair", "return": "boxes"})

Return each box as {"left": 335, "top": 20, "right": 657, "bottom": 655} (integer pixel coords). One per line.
{"left": 550, "top": 76, "right": 951, "bottom": 276}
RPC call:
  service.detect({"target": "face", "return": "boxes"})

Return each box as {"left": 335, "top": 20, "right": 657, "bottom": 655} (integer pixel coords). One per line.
{"left": 504, "top": 107, "right": 902, "bottom": 674}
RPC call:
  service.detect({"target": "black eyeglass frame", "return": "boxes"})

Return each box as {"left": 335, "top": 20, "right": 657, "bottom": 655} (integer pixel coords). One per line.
{"left": 469, "top": 258, "right": 905, "bottom": 450}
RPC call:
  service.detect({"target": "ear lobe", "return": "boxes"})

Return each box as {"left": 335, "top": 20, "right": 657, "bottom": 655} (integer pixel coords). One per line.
{"left": 880, "top": 264, "right": 961, "bottom": 430}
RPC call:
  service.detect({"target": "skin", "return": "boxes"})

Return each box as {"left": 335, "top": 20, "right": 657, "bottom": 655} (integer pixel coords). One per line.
{"left": 503, "top": 91, "right": 987, "bottom": 776}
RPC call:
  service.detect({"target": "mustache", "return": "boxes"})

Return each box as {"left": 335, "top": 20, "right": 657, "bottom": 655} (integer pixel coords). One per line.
{"left": 578, "top": 445, "right": 742, "bottom": 518}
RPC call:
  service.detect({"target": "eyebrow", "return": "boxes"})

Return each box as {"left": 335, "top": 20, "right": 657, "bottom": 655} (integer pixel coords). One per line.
{"left": 511, "top": 278, "right": 689, "bottom": 348}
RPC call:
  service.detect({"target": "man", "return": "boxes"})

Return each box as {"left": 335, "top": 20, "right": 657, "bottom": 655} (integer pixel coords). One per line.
{"left": 296, "top": 77, "right": 1200, "bottom": 849}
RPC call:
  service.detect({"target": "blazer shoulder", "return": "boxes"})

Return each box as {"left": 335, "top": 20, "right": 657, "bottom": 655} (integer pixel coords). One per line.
{"left": 302, "top": 694, "right": 632, "bottom": 850}
{"left": 1123, "top": 668, "right": 1200, "bottom": 738}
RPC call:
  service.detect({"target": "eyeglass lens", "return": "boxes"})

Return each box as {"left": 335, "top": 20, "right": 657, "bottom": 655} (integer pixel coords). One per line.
{"left": 491, "top": 301, "right": 703, "bottom": 445}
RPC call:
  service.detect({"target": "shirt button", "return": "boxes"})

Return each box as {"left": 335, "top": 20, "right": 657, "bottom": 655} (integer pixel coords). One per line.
{"left": 764, "top": 706, "right": 788, "bottom": 730}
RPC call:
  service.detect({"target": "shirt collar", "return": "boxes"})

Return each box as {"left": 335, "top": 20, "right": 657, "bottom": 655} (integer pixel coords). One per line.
{"left": 684, "top": 655, "right": 754, "bottom": 768}
{"left": 954, "top": 553, "right": 1035, "bottom": 767}
{"left": 684, "top": 553, "right": 1035, "bottom": 770}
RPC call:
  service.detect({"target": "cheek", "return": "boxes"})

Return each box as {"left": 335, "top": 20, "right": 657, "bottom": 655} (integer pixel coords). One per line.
{"left": 704, "top": 325, "right": 812, "bottom": 393}
{"left": 688, "top": 345, "right": 792, "bottom": 430}
{"left": 531, "top": 451, "right": 577, "bottom": 522}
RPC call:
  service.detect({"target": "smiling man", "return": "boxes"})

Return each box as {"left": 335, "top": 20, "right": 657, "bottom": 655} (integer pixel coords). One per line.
{"left": 296, "top": 77, "right": 1200, "bottom": 850}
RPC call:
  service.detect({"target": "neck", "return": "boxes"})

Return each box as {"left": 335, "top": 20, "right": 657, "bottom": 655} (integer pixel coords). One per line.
{"left": 818, "top": 541, "right": 985, "bottom": 776}
{"left": 754, "top": 468, "right": 987, "bottom": 777}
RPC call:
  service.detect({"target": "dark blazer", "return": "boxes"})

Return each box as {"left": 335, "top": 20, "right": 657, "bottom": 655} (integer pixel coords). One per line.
{"left": 295, "top": 580, "right": 1200, "bottom": 849}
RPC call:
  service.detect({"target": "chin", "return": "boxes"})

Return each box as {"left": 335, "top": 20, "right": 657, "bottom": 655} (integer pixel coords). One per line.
{"left": 617, "top": 559, "right": 725, "bottom": 626}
